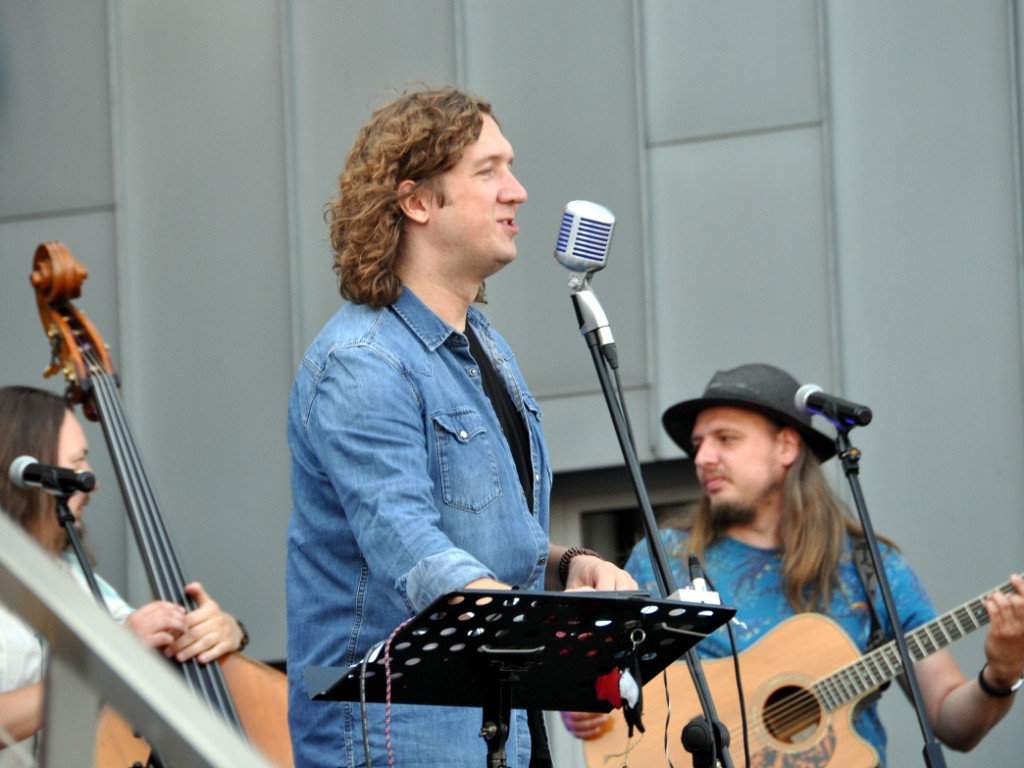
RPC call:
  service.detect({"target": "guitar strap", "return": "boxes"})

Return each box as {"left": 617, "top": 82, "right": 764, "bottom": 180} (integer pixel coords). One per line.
{"left": 849, "top": 534, "right": 895, "bottom": 707}
{"left": 850, "top": 534, "right": 888, "bottom": 652}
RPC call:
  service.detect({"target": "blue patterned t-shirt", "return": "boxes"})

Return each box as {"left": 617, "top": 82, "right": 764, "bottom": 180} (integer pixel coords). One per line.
{"left": 625, "top": 531, "right": 936, "bottom": 767}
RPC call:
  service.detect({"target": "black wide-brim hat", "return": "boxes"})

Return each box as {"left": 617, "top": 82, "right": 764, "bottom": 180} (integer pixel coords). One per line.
{"left": 661, "top": 363, "right": 837, "bottom": 463}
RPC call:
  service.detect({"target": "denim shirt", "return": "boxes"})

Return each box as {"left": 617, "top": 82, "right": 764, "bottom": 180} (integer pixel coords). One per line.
{"left": 286, "top": 288, "right": 552, "bottom": 768}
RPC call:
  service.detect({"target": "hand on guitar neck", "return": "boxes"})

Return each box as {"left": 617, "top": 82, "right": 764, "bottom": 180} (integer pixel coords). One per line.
{"left": 566, "top": 574, "right": 1024, "bottom": 768}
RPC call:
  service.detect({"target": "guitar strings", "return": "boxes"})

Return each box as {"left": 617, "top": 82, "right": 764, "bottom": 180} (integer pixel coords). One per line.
{"left": 598, "top": 578, "right": 1019, "bottom": 762}
{"left": 726, "top": 580, "right": 1016, "bottom": 748}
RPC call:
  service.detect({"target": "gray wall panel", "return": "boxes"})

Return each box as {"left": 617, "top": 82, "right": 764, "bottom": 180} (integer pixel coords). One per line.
{"left": 115, "top": 1, "right": 292, "bottom": 658}
{"left": 288, "top": 0, "right": 459, "bottom": 349}
{"left": 830, "top": 2, "right": 1023, "bottom": 572}
{"left": 0, "top": 0, "right": 113, "bottom": 218}
{"left": 643, "top": 0, "right": 822, "bottom": 143}
{"left": 827, "top": 2, "right": 1024, "bottom": 765}
{"left": 461, "top": 1, "right": 649, "bottom": 399}
{"left": 650, "top": 126, "right": 835, "bottom": 457}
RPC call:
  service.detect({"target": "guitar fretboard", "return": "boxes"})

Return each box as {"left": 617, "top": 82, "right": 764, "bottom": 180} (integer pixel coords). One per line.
{"left": 813, "top": 579, "right": 1017, "bottom": 711}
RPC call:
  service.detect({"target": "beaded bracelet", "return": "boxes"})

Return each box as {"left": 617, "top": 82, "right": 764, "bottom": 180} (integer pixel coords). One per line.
{"left": 558, "top": 547, "right": 602, "bottom": 587}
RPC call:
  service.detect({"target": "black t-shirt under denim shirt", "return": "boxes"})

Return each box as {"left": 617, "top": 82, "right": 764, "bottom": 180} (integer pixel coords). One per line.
{"left": 466, "top": 325, "right": 550, "bottom": 767}
{"left": 466, "top": 325, "right": 534, "bottom": 514}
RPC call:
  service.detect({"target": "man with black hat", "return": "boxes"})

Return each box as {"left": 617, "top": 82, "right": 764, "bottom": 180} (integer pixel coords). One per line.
{"left": 563, "top": 363, "right": 1024, "bottom": 765}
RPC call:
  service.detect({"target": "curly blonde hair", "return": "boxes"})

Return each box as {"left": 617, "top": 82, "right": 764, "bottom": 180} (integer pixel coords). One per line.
{"left": 326, "top": 86, "right": 493, "bottom": 308}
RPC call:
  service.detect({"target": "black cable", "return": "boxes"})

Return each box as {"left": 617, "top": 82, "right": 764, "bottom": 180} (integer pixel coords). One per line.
{"left": 700, "top": 568, "right": 750, "bottom": 768}
{"left": 359, "top": 640, "right": 385, "bottom": 767}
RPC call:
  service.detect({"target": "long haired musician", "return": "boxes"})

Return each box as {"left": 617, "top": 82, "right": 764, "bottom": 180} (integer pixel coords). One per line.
{"left": 0, "top": 385, "right": 247, "bottom": 763}
{"left": 563, "top": 363, "right": 1024, "bottom": 767}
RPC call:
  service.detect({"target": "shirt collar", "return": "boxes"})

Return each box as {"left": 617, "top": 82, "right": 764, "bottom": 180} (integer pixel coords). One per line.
{"left": 391, "top": 287, "right": 491, "bottom": 352}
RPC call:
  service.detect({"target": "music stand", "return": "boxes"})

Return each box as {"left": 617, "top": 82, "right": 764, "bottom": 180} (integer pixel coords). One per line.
{"left": 305, "top": 589, "right": 734, "bottom": 768}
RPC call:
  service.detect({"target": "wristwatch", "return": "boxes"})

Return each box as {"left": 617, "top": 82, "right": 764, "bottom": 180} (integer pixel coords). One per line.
{"left": 236, "top": 619, "right": 250, "bottom": 652}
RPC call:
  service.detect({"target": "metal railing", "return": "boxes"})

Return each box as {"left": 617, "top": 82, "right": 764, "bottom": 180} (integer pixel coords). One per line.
{"left": 0, "top": 513, "right": 278, "bottom": 767}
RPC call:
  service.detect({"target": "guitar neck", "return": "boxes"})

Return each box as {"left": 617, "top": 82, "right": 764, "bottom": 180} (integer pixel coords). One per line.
{"left": 814, "top": 578, "right": 1017, "bottom": 711}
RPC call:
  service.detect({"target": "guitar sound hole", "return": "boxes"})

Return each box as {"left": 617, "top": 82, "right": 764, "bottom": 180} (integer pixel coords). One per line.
{"left": 763, "top": 685, "right": 821, "bottom": 744}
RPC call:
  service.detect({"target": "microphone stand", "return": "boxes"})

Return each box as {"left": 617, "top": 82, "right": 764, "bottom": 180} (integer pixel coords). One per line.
{"left": 831, "top": 422, "right": 946, "bottom": 768}
{"left": 569, "top": 279, "right": 734, "bottom": 768}
{"left": 53, "top": 492, "right": 105, "bottom": 607}
{"left": 51, "top": 492, "right": 169, "bottom": 768}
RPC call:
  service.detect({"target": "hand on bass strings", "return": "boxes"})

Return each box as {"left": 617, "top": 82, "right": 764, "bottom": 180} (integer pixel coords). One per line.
{"left": 124, "top": 599, "right": 188, "bottom": 651}
{"left": 170, "top": 581, "right": 247, "bottom": 664}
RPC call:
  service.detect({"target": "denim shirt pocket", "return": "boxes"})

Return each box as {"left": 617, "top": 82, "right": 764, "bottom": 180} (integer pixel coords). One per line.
{"left": 431, "top": 408, "right": 501, "bottom": 512}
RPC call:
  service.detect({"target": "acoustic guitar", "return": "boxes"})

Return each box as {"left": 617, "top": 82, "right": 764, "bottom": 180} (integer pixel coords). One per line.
{"left": 583, "top": 577, "right": 1018, "bottom": 768}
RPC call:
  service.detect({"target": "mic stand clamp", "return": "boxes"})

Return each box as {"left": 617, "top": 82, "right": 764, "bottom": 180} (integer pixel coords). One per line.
{"left": 833, "top": 425, "right": 947, "bottom": 768}
{"left": 479, "top": 670, "right": 514, "bottom": 768}
{"left": 682, "top": 713, "right": 722, "bottom": 768}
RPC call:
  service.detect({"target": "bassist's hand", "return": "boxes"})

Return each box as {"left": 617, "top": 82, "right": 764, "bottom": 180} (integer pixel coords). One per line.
{"left": 170, "top": 582, "right": 246, "bottom": 664}
{"left": 125, "top": 600, "right": 188, "bottom": 650}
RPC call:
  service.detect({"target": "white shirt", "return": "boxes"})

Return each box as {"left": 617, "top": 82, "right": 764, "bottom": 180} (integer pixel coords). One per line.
{"left": 0, "top": 552, "right": 133, "bottom": 765}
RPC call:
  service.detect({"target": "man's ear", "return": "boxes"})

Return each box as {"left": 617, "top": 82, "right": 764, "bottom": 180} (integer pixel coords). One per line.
{"left": 398, "top": 179, "right": 430, "bottom": 224}
{"left": 777, "top": 426, "right": 801, "bottom": 469}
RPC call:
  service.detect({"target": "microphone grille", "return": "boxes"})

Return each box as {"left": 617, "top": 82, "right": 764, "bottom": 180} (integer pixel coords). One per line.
{"left": 9, "top": 455, "right": 37, "bottom": 488}
{"left": 554, "top": 200, "right": 615, "bottom": 273}
{"left": 793, "top": 383, "right": 823, "bottom": 414}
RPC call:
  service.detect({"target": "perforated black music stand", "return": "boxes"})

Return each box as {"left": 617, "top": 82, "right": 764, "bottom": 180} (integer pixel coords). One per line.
{"left": 305, "top": 589, "right": 734, "bottom": 768}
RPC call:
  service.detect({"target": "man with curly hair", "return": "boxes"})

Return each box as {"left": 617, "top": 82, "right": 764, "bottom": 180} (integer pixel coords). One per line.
{"left": 285, "top": 85, "right": 636, "bottom": 767}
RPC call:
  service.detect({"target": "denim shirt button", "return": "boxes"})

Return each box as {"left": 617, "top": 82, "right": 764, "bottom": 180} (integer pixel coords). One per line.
{"left": 459, "top": 430, "right": 468, "bottom": 439}
{"left": 469, "top": 368, "right": 478, "bottom": 376}
{"left": 538, "top": 557, "right": 547, "bottom": 565}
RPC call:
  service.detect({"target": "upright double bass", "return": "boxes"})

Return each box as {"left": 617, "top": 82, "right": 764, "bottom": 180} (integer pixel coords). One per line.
{"left": 29, "top": 241, "right": 293, "bottom": 768}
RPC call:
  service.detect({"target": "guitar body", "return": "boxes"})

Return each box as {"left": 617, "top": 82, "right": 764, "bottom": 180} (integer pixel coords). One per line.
{"left": 91, "top": 654, "right": 292, "bottom": 768}
{"left": 94, "top": 707, "right": 151, "bottom": 767}
{"left": 583, "top": 614, "right": 879, "bottom": 768}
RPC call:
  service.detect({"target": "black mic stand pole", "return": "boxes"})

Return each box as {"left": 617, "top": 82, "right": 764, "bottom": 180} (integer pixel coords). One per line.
{"left": 832, "top": 424, "right": 946, "bottom": 768}
{"left": 570, "top": 285, "right": 733, "bottom": 768}
{"left": 51, "top": 492, "right": 170, "bottom": 768}
{"left": 53, "top": 492, "right": 106, "bottom": 607}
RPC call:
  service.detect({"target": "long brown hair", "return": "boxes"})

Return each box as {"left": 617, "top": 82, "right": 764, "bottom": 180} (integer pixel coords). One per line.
{"left": 0, "top": 385, "right": 68, "bottom": 533}
{"left": 326, "top": 85, "right": 493, "bottom": 308}
{"left": 682, "top": 441, "right": 890, "bottom": 612}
